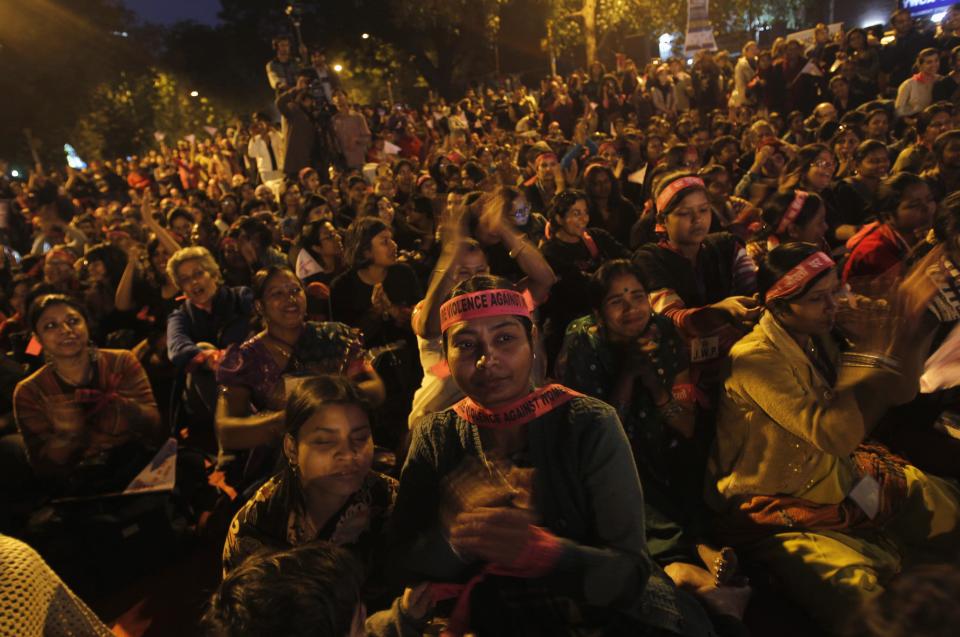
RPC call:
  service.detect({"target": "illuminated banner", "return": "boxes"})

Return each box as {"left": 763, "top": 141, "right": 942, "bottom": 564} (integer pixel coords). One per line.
{"left": 901, "top": 0, "right": 953, "bottom": 17}
{"left": 684, "top": 0, "right": 718, "bottom": 56}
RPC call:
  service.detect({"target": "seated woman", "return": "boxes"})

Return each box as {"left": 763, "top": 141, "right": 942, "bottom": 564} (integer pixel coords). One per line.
{"left": 746, "top": 189, "right": 830, "bottom": 263}
{"left": 468, "top": 187, "right": 548, "bottom": 282}
{"left": 12, "top": 294, "right": 163, "bottom": 493}
{"left": 115, "top": 238, "right": 180, "bottom": 332}
{"left": 295, "top": 220, "right": 345, "bottom": 287}
{"left": 80, "top": 242, "right": 129, "bottom": 344}
{"left": 166, "top": 246, "right": 254, "bottom": 449}
{"left": 698, "top": 164, "right": 758, "bottom": 238}
{"left": 361, "top": 196, "right": 421, "bottom": 254}
{"left": 540, "top": 189, "right": 629, "bottom": 365}
{"left": 390, "top": 275, "right": 724, "bottom": 637}
{"left": 844, "top": 172, "right": 936, "bottom": 283}
{"left": 216, "top": 266, "right": 384, "bottom": 452}
{"left": 222, "top": 376, "right": 396, "bottom": 578}
{"left": 330, "top": 217, "right": 423, "bottom": 447}
{"left": 876, "top": 191, "right": 960, "bottom": 480}
{"left": 330, "top": 217, "right": 422, "bottom": 349}
{"left": 830, "top": 140, "right": 891, "bottom": 243}
{"left": 706, "top": 242, "right": 960, "bottom": 633}
{"left": 778, "top": 144, "right": 843, "bottom": 246}
{"left": 556, "top": 260, "right": 747, "bottom": 602}
{"left": 829, "top": 123, "right": 861, "bottom": 181}
{"left": 582, "top": 162, "right": 638, "bottom": 244}
{"left": 633, "top": 172, "right": 759, "bottom": 378}
{"left": 409, "top": 203, "right": 555, "bottom": 428}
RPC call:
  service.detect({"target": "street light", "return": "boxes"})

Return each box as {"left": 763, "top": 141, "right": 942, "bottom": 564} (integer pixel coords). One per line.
{"left": 333, "top": 64, "right": 343, "bottom": 72}
{"left": 361, "top": 33, "right": 370, "bottom": 39}
{"left": 10, "top": 170, "right": 20, "bottom": 178}
{"left": 190, "top": 90, "right": 199, "bottom": 97}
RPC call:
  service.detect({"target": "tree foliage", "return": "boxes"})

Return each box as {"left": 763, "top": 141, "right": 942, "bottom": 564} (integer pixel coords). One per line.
{"left": 0, "top": 0, "right": 146, "bottom": 165}
{"left": 70, "top": 70, "right": 226, "bottom": 162}
{"left": 216, "top": 0, "right": 510, "bottom": 98}
{"left": 314, "top": 0, "right": 508, "bottom": 97}
{"left": 547, "top": 0, "right": 807, "bottom": 67}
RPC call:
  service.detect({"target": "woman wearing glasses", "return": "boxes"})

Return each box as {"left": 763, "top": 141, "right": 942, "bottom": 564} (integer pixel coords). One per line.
{"left": 295, "top": 219, "right": 345, "bottom": 287}
{"left": 166, "top": 246, "right": 255, "bottom": 448}
{"left": 779, "top": 144, "right": 844, "bottom": 247}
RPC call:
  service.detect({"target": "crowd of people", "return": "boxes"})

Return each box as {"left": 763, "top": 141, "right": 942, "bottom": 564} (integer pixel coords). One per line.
{"left": 2, "top": 6, "right": 960, "bottom": 636}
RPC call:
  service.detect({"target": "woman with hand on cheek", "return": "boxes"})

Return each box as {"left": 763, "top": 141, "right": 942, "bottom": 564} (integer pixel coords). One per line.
{"left": 222, "top": 376, "right": 396, "bottom": 580}
{"left": 556, "top": 261, "right": 749, "bottom": 618}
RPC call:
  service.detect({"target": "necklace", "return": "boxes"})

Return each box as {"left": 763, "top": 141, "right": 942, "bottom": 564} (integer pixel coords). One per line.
{"left": 265, "top": 333, "right": 295, "bottom": 361}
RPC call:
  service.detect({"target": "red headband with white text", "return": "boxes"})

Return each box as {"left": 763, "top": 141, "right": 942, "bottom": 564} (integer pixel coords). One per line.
{"left": 656, "top": 176, "right": 705, "bottom": 214}
{"left": 439, "top": 289, "right": 533, "bottom": 333}
{"left": 775, "top": 190, "right": 810, "bottom": 235}
{"left": 765, "top": 251, "right": 836, "bottom": 303}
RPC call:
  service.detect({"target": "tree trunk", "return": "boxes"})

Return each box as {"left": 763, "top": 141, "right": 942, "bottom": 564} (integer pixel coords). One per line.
{"left": 582, "top": 0, "right": 598, "bottom": 68}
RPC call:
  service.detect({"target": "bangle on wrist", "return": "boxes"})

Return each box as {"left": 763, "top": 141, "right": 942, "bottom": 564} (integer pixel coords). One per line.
{"left": 509, "top": 241, "right": 529, "bottom": 260}
{"left": 840, "top": 351, "right": 901, "bottom": 374}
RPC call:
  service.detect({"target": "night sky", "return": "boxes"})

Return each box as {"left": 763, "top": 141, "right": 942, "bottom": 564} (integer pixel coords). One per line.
{"left": 124, "top": 0, "right": 221, "bottom": 26}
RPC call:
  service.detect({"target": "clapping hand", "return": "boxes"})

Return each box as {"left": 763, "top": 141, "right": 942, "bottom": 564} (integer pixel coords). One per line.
{"left": 399, "top": 583, "right": 435, "bottom": 621}
{"left": 371, "top": 283, "right": 396, "bottom": 319}
{"left": 449, "top": 506, "right": 537, "bottom": 566}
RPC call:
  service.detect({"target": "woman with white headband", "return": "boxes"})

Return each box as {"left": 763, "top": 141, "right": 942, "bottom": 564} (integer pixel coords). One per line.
{"left": 705, "top": 242, "right": 960, "bottom": 633}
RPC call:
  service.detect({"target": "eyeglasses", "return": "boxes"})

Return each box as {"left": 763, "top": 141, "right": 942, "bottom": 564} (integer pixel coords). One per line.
{"left": 512, "top": 200, "right": 532, "bottom": 225}
{"left": 812, "top": 159, "right": 837, "bottom": 170}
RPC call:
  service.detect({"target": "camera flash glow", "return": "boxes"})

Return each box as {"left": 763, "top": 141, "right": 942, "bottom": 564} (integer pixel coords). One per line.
{"left": 10, "top": 170, "right": 20, "bottom": 178}
{"left": 333, "top": 64, "right": 343, "bottom": 72}
{"left": 361, "top": 33, "right": 370, "bottom": 39}
{"left": 190, "top": 90, "right": 199, "bottom": 97}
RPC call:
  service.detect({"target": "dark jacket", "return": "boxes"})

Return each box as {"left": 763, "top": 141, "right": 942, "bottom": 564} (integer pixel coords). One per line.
{"left": 166, "top": 284, "right": 254, "bottom": 372}
{"left": 391, "top": 395, "right": 717, "bottom": 636}
{"left": 277, "top": 88, "right": 318, "bottom": 178}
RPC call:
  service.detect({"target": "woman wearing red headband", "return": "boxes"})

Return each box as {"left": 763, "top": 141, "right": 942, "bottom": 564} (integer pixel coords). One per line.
{"left": 706, "top": 242, "right": 960, "bottom": 633}
{"left": 390, "top": 275, "right": 722, "bottom": 636}
{"left": 634, "top": 172, "right": 760, "bottom": 375}
{"left": 746, "top": 189, "right": 830, "bottom": 263}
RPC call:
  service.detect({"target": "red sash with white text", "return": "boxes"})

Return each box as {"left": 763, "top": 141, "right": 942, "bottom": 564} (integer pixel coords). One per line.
{"left": 452, "top": 384, "right": 583, "bottom": 430}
